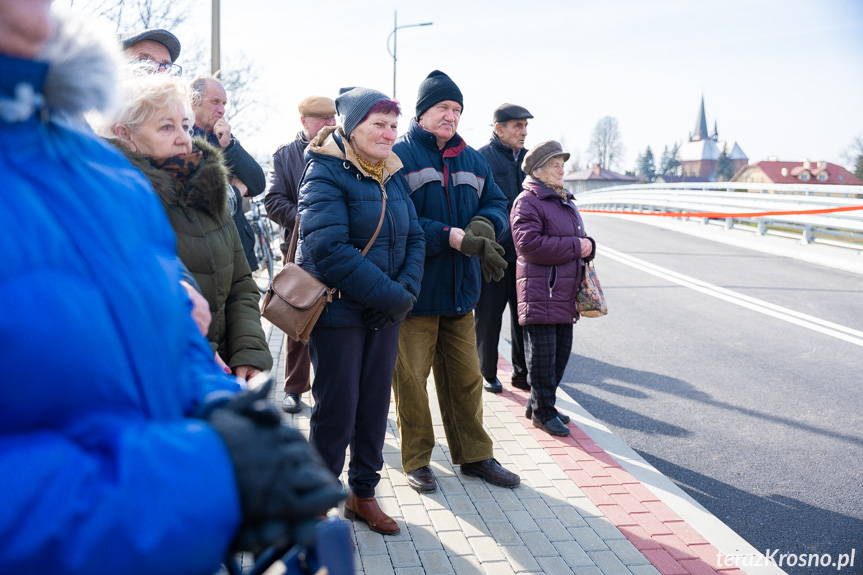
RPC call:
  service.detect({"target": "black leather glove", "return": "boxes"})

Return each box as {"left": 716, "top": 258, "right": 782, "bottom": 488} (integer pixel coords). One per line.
{"left": 363, "top": 308, "right": 391, "bottom": 330}
{"left": 363, "top": 288, "right": 414, "bottom": 330}
{"left": 390, "top": 288, "right": 414, "bottom": 321}
{"left": 201, "top": 379, "right": 345, "bottom": 554}
{"left": 478, "top": 238, "right": 507, "bottom": 282}
{"left": 398, "top": 278, "right": 417, "bottom": 303}
{"left": 465, "top": 216, "right": 495, "bottom": 241}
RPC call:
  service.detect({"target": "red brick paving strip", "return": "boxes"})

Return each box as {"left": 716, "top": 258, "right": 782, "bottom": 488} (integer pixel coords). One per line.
{"left": 496, "top": 364, "right": 748, "bottom": 575}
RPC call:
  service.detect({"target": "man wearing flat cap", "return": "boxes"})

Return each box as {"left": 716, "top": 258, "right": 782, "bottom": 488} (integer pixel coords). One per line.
{"left": 391, "top": 70, "right": 520, "bottom": 494}
{"left": 476, "top": 103, "right": 533, "bottom": 394}
{"left": 119, "top": 28, "right": 183, "bottom": 75}
{"left": 264, "top": 95, "right": 336, "bottom": 414}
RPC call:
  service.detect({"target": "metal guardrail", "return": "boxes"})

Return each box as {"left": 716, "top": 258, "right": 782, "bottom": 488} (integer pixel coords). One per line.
{"left": 573, "top": 182, "right": 863, "bottom": 249}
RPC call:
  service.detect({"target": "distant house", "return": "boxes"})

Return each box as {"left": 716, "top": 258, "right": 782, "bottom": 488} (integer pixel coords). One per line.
{"left": 677, "top": 97, "right": 748, "bottom": 180}
{"left": 654, "top": 174, "right": 712, "bottom": 184}
{"left": 564, "top": 164, "right": 638, "bottom": 194}
{"left": 732, "top": 159, "right": 863, "bottom": 186}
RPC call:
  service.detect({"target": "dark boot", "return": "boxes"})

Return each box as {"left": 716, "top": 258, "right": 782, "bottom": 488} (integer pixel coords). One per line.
{"left": 532, "top": 415, "right": 570, "bottom": 437}
{"left": 343, "top": 491, "right": 400, "bottom": 535}
{"left": 525, "top": 405, "right": 569, "bottom": 424}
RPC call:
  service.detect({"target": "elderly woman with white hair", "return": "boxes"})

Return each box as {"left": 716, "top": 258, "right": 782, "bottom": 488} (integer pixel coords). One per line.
{"left": 510, "top": 140, "right": 596, "bottom": 437}
{"left": 97, "top": 71, "right": 272, "bottom": 380}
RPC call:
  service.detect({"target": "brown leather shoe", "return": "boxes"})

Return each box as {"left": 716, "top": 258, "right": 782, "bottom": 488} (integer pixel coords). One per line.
{"left": 343, "top": 491, "right": 400, "bottom": 535}
{"left": 405, "top": 465, "right": 437, "bottom": 493}
{"left": 460, "top": 458, "right": 520, "bottom": 488}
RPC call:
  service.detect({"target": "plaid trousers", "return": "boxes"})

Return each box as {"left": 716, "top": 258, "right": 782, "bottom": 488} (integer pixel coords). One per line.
{"left": 523, "top": 323, "right": 573, "bottom": 423}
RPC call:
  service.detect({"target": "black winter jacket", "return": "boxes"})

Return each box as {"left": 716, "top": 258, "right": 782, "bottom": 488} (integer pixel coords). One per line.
{"left": 264, "top": 131, "right": 308, "bottom": 254}
{"left": 193, "top": 125, "right": 265, "bottom": 271}
{"left": 478, "top": 133, "right": 528, "bottom": 263}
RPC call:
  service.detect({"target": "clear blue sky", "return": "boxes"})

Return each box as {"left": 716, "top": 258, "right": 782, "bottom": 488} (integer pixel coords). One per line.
{"left": 81, "top": 0, "right": 863, "bottom": 171}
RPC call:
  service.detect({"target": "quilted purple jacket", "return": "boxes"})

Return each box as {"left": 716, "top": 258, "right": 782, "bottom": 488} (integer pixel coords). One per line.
{"left": 511, "top": 177, "right": 594, "bottom": 325}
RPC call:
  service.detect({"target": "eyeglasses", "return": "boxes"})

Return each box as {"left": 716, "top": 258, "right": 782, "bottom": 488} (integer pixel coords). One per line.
{"left": 135, "top": 58, "right": 183, "bottom": 76}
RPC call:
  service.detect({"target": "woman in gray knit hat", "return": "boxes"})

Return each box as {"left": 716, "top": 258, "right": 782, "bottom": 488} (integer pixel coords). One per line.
{"left": 510, "top": 140, "right": 596, "bottom": 437}
{"left": 297, "top": 88, "right": 426, "bottom": 534}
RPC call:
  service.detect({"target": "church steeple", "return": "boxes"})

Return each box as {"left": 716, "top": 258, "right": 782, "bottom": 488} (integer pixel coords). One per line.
{"left": 692, "top": 96, "right": 708, "bottom": 142}
{"left": 712, "top": 120, "right": 718, "bottom": 141}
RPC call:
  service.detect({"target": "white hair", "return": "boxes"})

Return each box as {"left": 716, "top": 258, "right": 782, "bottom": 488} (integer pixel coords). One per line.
{"left": 93, "top": 70, "right": 194, "bottom": 139}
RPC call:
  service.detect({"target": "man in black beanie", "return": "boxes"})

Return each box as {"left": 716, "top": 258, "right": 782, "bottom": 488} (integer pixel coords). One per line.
{"left": 391, "top": 71, "right": 520, "bottom": 494}
{"left": 476, "top": 103, "right": 534, "bottom": 394}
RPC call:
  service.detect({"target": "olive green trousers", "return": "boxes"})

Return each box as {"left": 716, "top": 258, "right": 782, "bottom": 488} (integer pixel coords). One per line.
{"left": 392, "top": 312, "right": 494, "bottom": 472}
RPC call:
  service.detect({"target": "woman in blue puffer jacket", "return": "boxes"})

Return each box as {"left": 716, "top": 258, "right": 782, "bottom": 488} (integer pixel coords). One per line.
{"left": 0, "top": 6, "right": 342, "bottom": 573}
{"left": 297, "top": 88, "right": 425, "bottom": 535}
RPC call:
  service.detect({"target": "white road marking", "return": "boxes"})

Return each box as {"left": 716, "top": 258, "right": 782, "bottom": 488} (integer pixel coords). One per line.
{"left": 601, "top": 245, "right": 863, "bottom": 348}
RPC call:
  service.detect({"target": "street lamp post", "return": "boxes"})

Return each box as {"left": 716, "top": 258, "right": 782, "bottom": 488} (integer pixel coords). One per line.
{"left": 211, "top": 0, "right": 220, "bottom": 74}
{"left": 386, "top": 10, "right": 432, "bottom": 100}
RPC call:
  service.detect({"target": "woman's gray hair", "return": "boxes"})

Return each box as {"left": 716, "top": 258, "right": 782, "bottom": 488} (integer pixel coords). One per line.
{"left": 94, "top": 70, "right": 194, "bottom": 138}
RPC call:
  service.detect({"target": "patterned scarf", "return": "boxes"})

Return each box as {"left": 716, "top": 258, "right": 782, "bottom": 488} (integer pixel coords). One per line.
{"left": 148, "top": 149, "right": 203, "bottom": 194}
{"left": 351, "top": 146, "right": 386, "bottom": 184}
{"left": 550, "top": 184, "right": 569, "bottom": 200}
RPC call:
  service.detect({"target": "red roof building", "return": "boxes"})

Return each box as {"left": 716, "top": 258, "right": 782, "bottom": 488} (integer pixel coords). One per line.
{"left": 732, "top": 159, "right": 862, "bottom": 186}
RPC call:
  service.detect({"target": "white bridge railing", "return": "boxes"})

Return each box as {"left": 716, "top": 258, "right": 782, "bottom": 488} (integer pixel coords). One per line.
{"left": 573, "top": 182, "right": 863, "bottom": 249}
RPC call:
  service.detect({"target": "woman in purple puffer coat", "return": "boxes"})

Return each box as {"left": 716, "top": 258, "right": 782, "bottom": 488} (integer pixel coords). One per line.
{"left": 510, "top": 140, "right": 595, "bottom": 437}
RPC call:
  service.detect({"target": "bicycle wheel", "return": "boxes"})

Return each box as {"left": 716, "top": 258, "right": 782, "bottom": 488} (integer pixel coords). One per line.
{"left": 252, "top": 225, "right": 274, "bottom": 293}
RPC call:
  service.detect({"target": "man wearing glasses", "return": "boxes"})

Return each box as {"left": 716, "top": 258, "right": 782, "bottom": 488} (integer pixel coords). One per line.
{"left": 119, "top": 28, "right": 183, "bottom": 76}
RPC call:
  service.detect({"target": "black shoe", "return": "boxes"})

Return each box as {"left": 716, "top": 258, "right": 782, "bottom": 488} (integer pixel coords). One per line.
{"left": 406, "top": 466, "right": 437, "bottom": 493}
{"left": 460, "top": 458, "right": 520, "bottom": 488}
{"left": 525, "top": 406, "right": 570, "bottom": 424}
{"left": 532, "top": 415, "right": 570, "bottom": 437}
{"left": 483, "top": 377, "right": 503, "bottom": 394}
{"left": 281, "top": 393, "right": 302, "bottom": 414}
{"left": 511, "top": 378, "right": 530, "bottom": 391}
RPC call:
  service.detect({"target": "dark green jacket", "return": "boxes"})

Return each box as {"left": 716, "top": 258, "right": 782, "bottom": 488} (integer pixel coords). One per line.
{"left": 114, "top": 138, "right": 272, "bottom": 371}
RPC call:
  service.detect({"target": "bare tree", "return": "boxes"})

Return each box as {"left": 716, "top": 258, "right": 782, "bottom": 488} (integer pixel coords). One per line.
{"left": 61, "top": 0, "right": 263, "bottom": 135}
{"left": 565, "top": 153, "right": 582, "bottom": 174}
{"left": 587, "top": 116, "right": 624, "bottom": 170}
{"left": 62, "top": 0, "right": 186, "bottom": 34}
{"left": 132, "top": 0, "right": 187, "bottom": 31}
{"left": 558, "top": 136, "right": 582, "bottom": 173}
{"left": 841, "top": 134, "right": 863, "bottom": 180}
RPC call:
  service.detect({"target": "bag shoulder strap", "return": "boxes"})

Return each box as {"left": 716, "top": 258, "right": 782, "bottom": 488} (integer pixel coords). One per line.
{"left": 292, "top": 192, "right": 386, "bottom": 261}
{"left": 361, "top": 193, "right": 386, "bottom": 256}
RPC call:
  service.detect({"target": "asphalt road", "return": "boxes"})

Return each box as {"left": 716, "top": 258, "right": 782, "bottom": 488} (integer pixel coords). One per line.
{"left": 506, "top": 214, "right": 863, "bottom": 574}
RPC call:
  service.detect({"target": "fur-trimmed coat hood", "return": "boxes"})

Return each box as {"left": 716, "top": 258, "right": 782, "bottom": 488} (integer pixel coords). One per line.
{"left": 113, "top": 138, "right": 230, "bottom": 220}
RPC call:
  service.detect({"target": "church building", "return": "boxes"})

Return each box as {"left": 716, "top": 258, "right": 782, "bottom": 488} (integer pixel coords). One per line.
{"left": 677, "top": 97, "right": 748, "bottom": 180}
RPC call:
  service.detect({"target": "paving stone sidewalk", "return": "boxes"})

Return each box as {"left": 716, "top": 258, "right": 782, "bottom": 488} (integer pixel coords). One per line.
{"left": 264, "top": 322, "right": 770, "bottom": 575}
